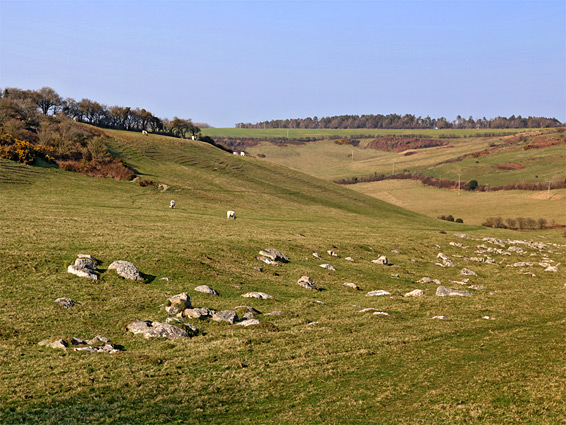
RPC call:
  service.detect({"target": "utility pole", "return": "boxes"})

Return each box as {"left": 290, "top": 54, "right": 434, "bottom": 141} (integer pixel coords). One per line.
{"left": 286, "top": 129, "right": 289, "bottom": 138}
{"left": 458, "top": 174, "right": 461, "bottom": 196}
{"left": 546, "top": 180, "right": 552, "bottom": 199}
{"left": 392, "top": 160, "right": 395, "bottom": 176}
{"left": 352, "top": 149, "right": 354, "bottom": 163}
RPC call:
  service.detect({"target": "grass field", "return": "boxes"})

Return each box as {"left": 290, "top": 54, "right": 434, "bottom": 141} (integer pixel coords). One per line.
{"left": 202, "top": 127, "right": 533, "bottom": 139}
{"left": 351, "top": 179, "right": 566, "bottom": 226}
{"left": 1, "top": 130, "right": 565, "bottom": 424}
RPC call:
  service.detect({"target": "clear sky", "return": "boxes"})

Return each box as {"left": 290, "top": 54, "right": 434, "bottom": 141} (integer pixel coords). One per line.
{"left": 1, "top": 0, "right": 564, "bottom": 127}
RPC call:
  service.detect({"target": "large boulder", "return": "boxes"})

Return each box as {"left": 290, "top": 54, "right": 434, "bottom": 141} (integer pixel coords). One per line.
{"left": 259, "top": 249, "right": 288, "bottom": 263}
{"left": 127, "top": 320, "right": 188, "bottom": 339}
{"left": 67, "top": 264, "right": 98, "bottom": 280}
{"left": 297, "top": 275, "right": 318, "bottom": 290}
{"left": 436, "top": 286, "right": 472, "bottom": 297}
{"left": 212, "top": 310, "right": 239, "bottom": 324}
{"left": 108, "top": 261, "right": 144, "bottom": 281}
{"left": 166, "top": 293, "right": 192, "bottom": 315}
{"left": 165, "top": 318, "right": 199, "bottom": 337}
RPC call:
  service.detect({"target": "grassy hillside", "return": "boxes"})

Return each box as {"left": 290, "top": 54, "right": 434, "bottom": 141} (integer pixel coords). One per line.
{"left": 0, "top": 130, "right": 565, "bottom": 424}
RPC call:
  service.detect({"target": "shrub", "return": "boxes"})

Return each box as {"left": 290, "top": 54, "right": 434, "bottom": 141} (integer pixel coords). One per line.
{"left": 455, "top": 218, "right": 463, "bottom": 223}
{"left": 468, "top": 180, "right": 478, "bottom": 191}
{"left": 446, "top": 215, "right": 454, "bottom": 222}
{"left": 137, "top": 178, "right": 155, "bottom": 187}
{"left": 0, "top": 133, "right": 55, "bottom": 164}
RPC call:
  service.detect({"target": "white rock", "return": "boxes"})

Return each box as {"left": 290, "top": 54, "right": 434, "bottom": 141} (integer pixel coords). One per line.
{"left": 327, "top": 250, "right": 338, "bottom": 257}
{"left": 366, "top": 290, "right": 391, "bottom": 296}
{"left": 345, "top": 257, "right": 355, "bottom": 262}
{"left": 436, "top": 286, "right": 472, "bottom": 297}
{"left": 312, "top": 252, "right": 322, "bottom": 259}
{"left": 236, "top": 319, "right": 260, "bottom": 326}
{"left": 297, "top": 275, "right": 318, "bottom": 290}
{"left": 107, "top": 260, "right": 144, "bottom": 281}
{"left": 241, "top": 292, "right": 273, "bottom": 300}
{"left": 460, "top": 268, "right": 477, "bottom": 276}
{"left": 371, "top": 256, "right": 388, "bottom": 265}
{"left": 373, "top": 311, "right": 390, "bottom": 316}
{"left": 405, "top": 289, "right": 425, "bottom": 297}
{"left": 67, "top": 265, "right": 98, "bottom": 280}
{"left": 194, "top": 285, "right": 219, "bottom": 295}
{"left": 343, "top": 282, "right": 359, "bottom": 290}
{"left": 431, "top": 315, "right": 446, "bottom": 320}
{"left": 319, "top": 264, "right": 336, "bottom": 271}
{"left": 417, "top": 277, "right": 432, "bottom": 283}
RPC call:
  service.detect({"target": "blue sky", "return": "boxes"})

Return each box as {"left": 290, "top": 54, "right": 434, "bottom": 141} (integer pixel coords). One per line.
{"left": 1, "top": 0, "right": 564, "bottom": 127}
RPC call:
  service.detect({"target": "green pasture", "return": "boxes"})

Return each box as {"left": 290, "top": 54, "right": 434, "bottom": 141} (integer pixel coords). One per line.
{"left": 351, "top": 179, "right": 566, "bottom": 226}
{"left": 202, "top": 127, "right": 532, "bottom": 139}
{"left": 0, "top": 130, "right": 565, "bottom": 424}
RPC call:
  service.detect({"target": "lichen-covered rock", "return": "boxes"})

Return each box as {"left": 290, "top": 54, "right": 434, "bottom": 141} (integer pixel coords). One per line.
{"left": 312, "top": 252, "right": 322, "bottom": 259}
{"left": 265, "top": 310, "right": 282, "bottom": 316}
{"left": 74, "top": 258, "right": 97, "bottom": 270}
{"left": 256, "top": 256, "right": 278, "bottom": 266}
{"left": 236, "top": 319, "right": 260, "bottom": 326}
{"left": 241, "top": 292, "right": 273, "bottom": 300}
{"left": 345, "top": 257, "right": 355, "bottom": 262}
{"left": 127, "top": 320, "right": 188, "bottom": 339}
{"left": 259, "top": 248, "right": 288, "bottom": 263}
{"left": 166, "top": 293, "right": 192, "bottom": 315}
{"left": 319, "top": 264, "right": 336, "bottom": 271}
{"left": 212, "top": 310, "right": 239, "bottom": 324}
{"left": 343, "top": 282, "right": 359, "bottom": 290}
{"left": 54, "top": 297, "right": 75, "bottom": 309}
{"left": 460, "top": 268, "right": 477, "bottom": 276}
{"left": 67, "top": 264, "right": 98, "bottom": 280}
{"left": 77, "top": 254, "right": 100, "bottom": 262}
{"left": 436, "top": 286, "right": 472, "bottom": 297}
{"left": 194, "top": 285, "right": 219, "bottom": 296}
{"left": 38, "top": 339, "right": 68, "bottom": 350}
{"left": 405, "top": 289, "right": 425, "bottom": 297}
{"left": 183, "top": 307, "right": 215, "bottom": 320}
{"left": 166, "top": 318, "right": 199, "bottom": 337}
{"left": 297, "top": 275, "right": 318, "bottom": 290}
{"left": 108, "top": 260, "right": 144, "bottom": 281}
{"left": 417, "top": 277, "right": 432, "bottom": 283}
{"left": 468, "top": 285, "right": 486, "bottom": 290}
{"left": 366, "top": 290, "right": 391, "bottom": 296}
{"left": 73, "top": 344, "right": 119, "bottom": 354}
{"left": 454, "top": 233, "right": 467, "bottom": 239}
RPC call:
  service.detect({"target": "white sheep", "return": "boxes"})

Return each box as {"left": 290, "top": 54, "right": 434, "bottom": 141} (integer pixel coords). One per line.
{"left": 240, "top": 152, "right": 245, "bottom": 157}
{"left": 226, "top": 210, "right": 236, "bottom": 220}
{"left": 233, "top": 151, "right": 238, "bottom": 155}
{"left": 142, "top": 130, "right": 148, "bottom": 136}
{"left": 169, "top": 200, "right": 176, "bottom": 209}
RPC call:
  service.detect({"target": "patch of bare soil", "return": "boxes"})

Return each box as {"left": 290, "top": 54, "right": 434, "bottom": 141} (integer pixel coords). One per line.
{"left": 365, "top": 137, "right": 448, "bottom": 152}
{"left": 496, "top": 161, "right": 526, "bottom": 171}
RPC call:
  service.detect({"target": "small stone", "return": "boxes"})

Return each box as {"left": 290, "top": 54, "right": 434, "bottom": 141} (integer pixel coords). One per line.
{"left": 253, "top": 267, "right": 264, "bottom": 272}
{"left": 307, "top": 321, "right": 319, "bottom": 326}
{"left": 436, "top": 286, "right": 472, "bottom": 297}
{"left": 391, "top": 249, "right": 400, "bottom": 254}
{"left": 183, "top": 307, "right": 214, "bottom": 320}
{"left": 67, "top": 265, "right": 98, "bottom": 280}
{"left": 357, "top": 308, "right": 379, "bottom": 313}
{"left": 482, "top": 316, "right": 494, "bottom": 320}
{"left": 212, "top": 310, "right": 239, "bottom": 324}
{"left": 108, "top": 260, "right": 144, "bottom": 281}
{"left": 165, "top": 318, "right": 199, "bottom": 336}
{"left": 241, "top": 292, "right": 273, "bottom": 300}
{"left": 86, "top": 335, "right": 112, "bottom": 345}
{"left": 265, "top": 311, "right": 282, "bottom": 316}
{"left": 417, "top": 277, "right": 432, "bottom": 283}
{"left": 345, "top": 257, "right": 355, "bottom": 262}
{"left": 315, "top": 300, "right": 326, "bottom": 305}
{"left": 74, "top": 258, "right": 96, "bottom": 270}
{"left": 545, "top": 265, "right": 558, "bottom": 272}
{"left": 461, "top": 268, "right": 477, "bottom": 276}
{"left": 256, "top": 256, "right": 278, "bottom": 266}
{"left": 47, "top": 339, "right": 68, "bottom": 350}
{"left": 54, "top": 297, "right": 75, "bottom": 309}
{"left": 366, "top": 290, "right": 391, "bottom": 296}
{"left": 343, "top": 282, "right": 359, "bottom": 290}
{"left": 405, "top": 289, "right": 425, "bottom": 297}
{"left": 468, "top": 285, "right": 486, "bottom": 291}
{"left": 432, "top": 279, "right": 442, "bottom": 285}
{"left": 194, "top": 285, "right": 219, "bottom": 296}
{"left": 391, "top": 273, "right": 400, "bottom": 278}
{"left": 454, "top": 233, "right": 467, "bottom": 239}
{"left": 312, "top": 252, "right": 322, "bottom": 259}
{"left": 371, "top": 256, "right": 388, "bottom": 265}
{"left": 166, "top": 293, "right": 192, "bottom": 315}
{"left": 236, "top": 319, "right": 260, "bottom": 326}
{"left": 431, "top": 315, "right": 446, "bottom": 320}
{"left": 160, "top": 277, "right": 172, "bottom": 281}
{"left": 319, "top": 264, "right": 336, "bottom": 271}
{"left": 373, "top": 311, "right": 390, "bottom": 316}
{"left": 327, "top": 250, "right": 338, "bottom": 257}
{"left": 297, "top": 275, "right": 319, "bottom": 290}
{"left": 258, "top": 249, "right": 288, "bottom": 263}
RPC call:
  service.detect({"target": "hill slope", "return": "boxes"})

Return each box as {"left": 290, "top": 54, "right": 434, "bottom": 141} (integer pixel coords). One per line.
{"left": 0, "top": 130, "right": 564, "bottom": 424}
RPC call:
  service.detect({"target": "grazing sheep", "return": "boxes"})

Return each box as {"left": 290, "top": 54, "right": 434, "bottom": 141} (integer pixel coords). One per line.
{"left": 227, "top": 210, "right": 236, "bottom": 220}
{"left": 240, "top": 152, "right": 245, "bottom": 157}
{"left": 169, "top": 200, "right": 176, "bottom": 209}
{"left": 233, "top": 151, "right": 239, "bottom": 155}
{"left": 142, "top": 130, "right": 148, "bottom": 136}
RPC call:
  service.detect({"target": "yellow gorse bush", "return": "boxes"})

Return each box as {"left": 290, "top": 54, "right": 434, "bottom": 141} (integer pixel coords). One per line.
{"left": 0, "top": 133, "right": 55, "bottom": 164}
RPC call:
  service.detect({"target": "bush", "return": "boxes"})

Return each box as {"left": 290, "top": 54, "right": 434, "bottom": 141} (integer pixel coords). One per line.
{"left": 455, "top": 218, "right": 463, "bottom": 223}
{"left": 446, "top": 215, "right": 454, "bottom": 222}
{"left": 0, "top": 133, "right": 55, "bottom": 164}
{"left": 468, "top": 180, "right": 478, "bottom": 191}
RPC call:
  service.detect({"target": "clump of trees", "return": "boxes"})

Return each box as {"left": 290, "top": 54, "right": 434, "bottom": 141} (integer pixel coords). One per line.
{"left": 237, "top": 113, "right": 562, "bottom": 130}
{"left": 438, "top": 215, "right": 464, "bottom": 223}
{"left": 482, "top": 217, "right": 557, "bottom": 230}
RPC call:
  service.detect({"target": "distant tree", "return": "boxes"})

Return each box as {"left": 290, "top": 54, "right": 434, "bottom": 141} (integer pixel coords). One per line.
{"left": 468, "top": 180, "right": 478, "bottom": 191}
{"left": 35, "top": 87, "right": 62, "bottom": 115}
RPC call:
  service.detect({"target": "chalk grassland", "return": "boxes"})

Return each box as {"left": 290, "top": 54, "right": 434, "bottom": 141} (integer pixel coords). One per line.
{"left": 202, "top": 127, "right": 531, "bottom": 139}
{"left": 0, "top": 131, "right": 565, "bottom": 424}
{"left": 351, "top": 179, "right": 566, "bottom": 226}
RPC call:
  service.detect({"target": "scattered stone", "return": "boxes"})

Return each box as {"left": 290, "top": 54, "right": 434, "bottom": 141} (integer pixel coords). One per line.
{"left": 345, "top": 257, "right": 355, "bottom": 262}
{"left": 405, "top": 289, "right": 425, "bottom": 297}
{"left": 545, "top": 265, "right": 558, "bottom": 272}
{"left": 253, "top": 267, "right": 264, "bottom": 272}
{"left": 391, "top": 273, "right": 400, "bottom": 278}
{"left": 436, "top": 253, "right": 455, "bottom": 267}
{"left": 410, "top": 259, "right": 416, "bottom": 262}
{"left": 315, "top": 300, "right": 326, "bottom": 305}
{"left": 433, "top": 244, "right": 441, "bottom": 250}
{"left": 38, "top": 339, "right": 68, "bottom": 350}
{"left": 319, "top": 264, "right": 336, "bottom": 271}
{"left": 259, "top": 249, "right": 288, "bottom": 263}
{"left": 417, "top": 277, "right": 432, "bottom": 283}
{"left": 307, "top": 321, "right": 319, "bottom": 326}
{"left": 371, "top": 256, "right": 388, "bottom": 265}
{"left": 71, "top": 337, "right": 87, "bottom": 345}
{"left": 373, "top": 311, "right": 390, "bottom": 316}
{"left": 211, "top": 310, "right": 239, "bottom": 324}
{"left": 165, "top": 318, "right": 199, "bottom": 336}
{"left": 183, "top": 307, "right": 214, "bottom": 320}
{"left": 454, "top": 233, "right": 467, "bottom": 239}
{"left": 436, "top": 286, "right": 472, "bottom": 297}
{"left": 451, "top": 280, "right": 469, "bottom": 286}
{"left": 107, "top": 260, "right": 144, "bottom": 281}
{"left": 507, "top": 246, "right": 525, "bottom": 254}
{"left": 236, "top": 319, "right": 260, "bottom": 326}
{"left": 194, "top": 285, "right": 219, "bottom": 296}
{"left": 234, "top": 306, "right": 261, "bottom": 314}
{"left": 160, "top": 277, "right": 172, "bottom": 281}
{"left": 74, "top": 344, "right": 119, "bottom": 354}
{"left": 391, "top": 249, "right": 400, "bottom": 254}
{"left": 312, "top": 252, "right": 322, "bottom": 259}
{"left": 297, "top": 275, "right": 319, "bottom": 290}
{"left": 67, "top": 264, "right": 98, "bottom": 280}
{"left": 166, "top": 293, "right": 192, "bottom": 315}
{"left": 460, "top": 268, "right": 477, "bottom": 276}
{"left": 483, "top": 237, "right": 505, "bottom": 247}
{"left": 449, "top": 242, "right": 468, "bottom": 249}
{"left": 241, "top": 292, "right": 273, "bottom": 300}
{"left": 431, "top": 315, "right": 446, "bottom": 320}
{"left": 127, "top": 320, "right": 189, "bottom": 339}
{"left": 242, "top": 312, "right": 255, "bottom": 320}
{"left": 482, "top": 316, "right": 495, "bottom": 320}
{"left": 77, "top": 253, "right": 100, "bottom": 262}
{"left": 432, "top": 279, "right": 442, "bottom": 285}
{"left": 327, "top": 250, "right": 338, "bottom": 257}
{"left": 54, "top": 297, "right": 75, "bottom": 309}
{"left": 366, "top": 290, "right": 391, "bottom": 296}
{"left": 343, "top": 282, "right": 360, "bottom": 290}
{"left": 256, "top": 256, "right": 278, "bottom": 266}
{"left": 74, "top": 258, "right": 97, "bottom": 270}
{"left": 86, "top": 335, "right": 111, "bottom": 345}
{"left": 265, "top": 310, "right": 282, "bottom": 316}
{"left": 357, "top": 307, "right": 379, "bottom": 313}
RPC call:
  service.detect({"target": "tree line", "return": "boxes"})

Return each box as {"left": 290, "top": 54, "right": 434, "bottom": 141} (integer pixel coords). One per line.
{"left": 0, "top": 86, "right": 206, "bottom": 138}
{"left": 237, "top": 113, "right": 562, "bottom": 130}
